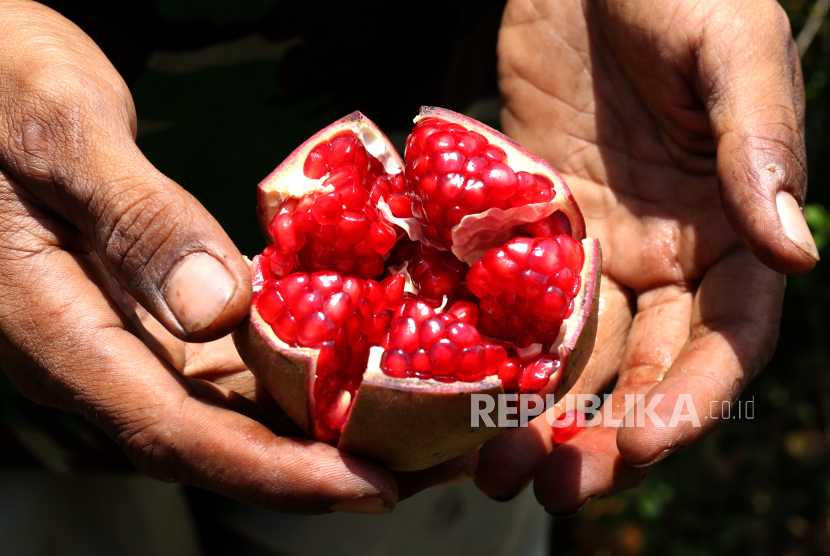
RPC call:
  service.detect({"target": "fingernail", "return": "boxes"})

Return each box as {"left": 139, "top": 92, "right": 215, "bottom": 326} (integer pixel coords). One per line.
{"left": 164, "top": 253, "right": 237, "bottom": 333}
{"left": 777, "top": 191, "right": 820, "bottom": 261}
{"left": 630, "top": 446, "right": 679, "bottom": 468}
{"left": 431, "top": 471, "right": 475, "bottom": 488}
{"left": 549, "top": 495, "right": 597, "bottom": 518}
{"left": 329, "top": 496, "right": 393, "bottom": 515}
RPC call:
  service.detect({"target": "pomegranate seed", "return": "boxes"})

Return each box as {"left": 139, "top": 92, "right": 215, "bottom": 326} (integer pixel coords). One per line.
{"left": 354, "top": 145, "right": 369, "bottom": 175}
{"left": 389, "top": 317, "right": 419, "bottom": 352}
{"left": 380, "top": 349, "right": 411, "bottom": 378}
{"left": 365, "top": 221, "right": 397, "bottom": 254}
{"left": 270, "top": 212, "right": 307, "bottom": 253}
{"left": 411, "top": 349, "right": 432, "bottom": 378}
{"left": 556, "top": 235, "right": 584, "bottom": 271}
{"left": 516, "top": 268, "right": 551, "bottom": 299}
{"left": 480, "top": 163, "right": 517, "bottom": 201}
{"left": 430, "top": 339, "right": 460, "bottom": 376}
{"left": 456, "top": 345, "right": 487, "bottom": 381}
{"left": 315, "top": 341, "right": 338, "bottom": 375}
{"left": 337, "top": 182, "right": 368, "bottom": 211}
{"left": 436, "top": 173, "right": 466, "bottom": 207}
{"left": 519, "top": 355, "right": 560, "bottom": 391}
{"left": 480, "top": 144, "right": 506, "bottom": 163}
{"left": 324, "top": 390, "right": 351, "bottom": 432}
{"left": 420, "top": 267, "right": 458, "bottom": 298}
{"left": 454, "top": 132, "right": 484, "bottom": 157}
{"left": 424, "top": 203, "right": 442, "bottom": 226}
{"left": 447, "top": 302, "right": 478, "bottom": 325}
{"left": 323, "top": 291, "right": 354, "bottom": 325}
{"left": 304, "top": 143, "right": 330, "bottom": 179}
{"left": 432, "top": 151, "right": 465, "bottom": 175}
{"left": 274, "top": 311, "right": 298, "bottom": 344}
{"left": 323, "top": 165, "right": 359, "bottom": 190}
{"left": 525, "top": 238, "right": 562, "bottom": 276}
{"left": 257, "top": 287, "right": 286, "bottom": 323}
{"left": 336, "top": 211, "right": 371, "bottom": 243}
{"left": 497, "top": 358, "right": 522, "bottom": 389}
{"left": 352, "top": 242, "right": 378, "bottom": 265}
{"left": 309, "top": 223, "right": 337, "bottom": 245}
{"left": 298, "top": 311, "right": 336, "bottom": 345}
{"left": 396, "top": 299, "right": 435, "bottom": 324}
{"left": 484, "top": 344, "right": 507, "bottom": 375}
{"left": 425, "top": 131, "right": 455, "bottom": 153}
{"left": 311, "top": 192, "right": 342, "bottom": 226}
{"left": 552, "top": 410, "right": 587, "bottom": 444}
{"left": 481, "top": 248, "right": 521, "bottom": 288}
{"left": 419, "top": 172, "right": 438, "bottom": 203}
{"left": 310, "top": 271, "right": 342, "bottom": 295}
{"left": 419, "top": 317, "right": 446, "bottom": 348}
{"left": 551, "top": 268, "right": 579, "bottom": 298}
{"left": 380, "top": 274, "right": 405, "bottom": 305}
{"left": 278, "top": 273, "right": 310, "bottom": 304}
{"left": 534, "top": 285, "right": 568, "bottom": 322}
{"left": 446, "top": 322, "right": 481, "bottom": 349}
{"left": 344, "top": 312, "right": 364, "bottom": 344}
{"left": 388, "top": 194, "right": 413, "bottom": 217}
{"left": 328, "top": 133, "right": 358, "bottom": 167}
{"left": 290, "top": 287, "right": 324, "bottom": 319}
{"left": 458, "top": 178, "right": 489, "bottom": 211}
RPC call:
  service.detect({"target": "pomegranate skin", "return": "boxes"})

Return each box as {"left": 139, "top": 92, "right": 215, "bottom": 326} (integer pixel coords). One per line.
{"left": 338, "top": 361, "right": 504, "bottom": 471}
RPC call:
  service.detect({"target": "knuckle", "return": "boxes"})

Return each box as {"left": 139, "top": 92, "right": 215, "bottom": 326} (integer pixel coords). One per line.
{"left": 120, "top": 419, "right": 185, "bottom": 484}
{"left": 96, "top": 186, "right": 188, "bottom": 288}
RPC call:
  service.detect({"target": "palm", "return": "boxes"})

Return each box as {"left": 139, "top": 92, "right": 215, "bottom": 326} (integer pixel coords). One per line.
{"left": 475, "top": 0, "right": 796, "bottom": 513}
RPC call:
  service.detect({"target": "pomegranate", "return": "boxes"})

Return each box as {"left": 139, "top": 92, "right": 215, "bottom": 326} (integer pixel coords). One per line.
{"left": 234, "top": 108, "right": 601, "bottom": 471}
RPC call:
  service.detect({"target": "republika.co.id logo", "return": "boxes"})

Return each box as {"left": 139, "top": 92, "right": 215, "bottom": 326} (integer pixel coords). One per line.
{"left": 470, "top": 393, "right": 754, "bottom": 427}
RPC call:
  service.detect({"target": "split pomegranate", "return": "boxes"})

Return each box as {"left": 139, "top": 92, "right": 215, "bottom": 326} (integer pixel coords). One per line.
{"left": 234, "top": 108, "right": 601, "bottom": 471}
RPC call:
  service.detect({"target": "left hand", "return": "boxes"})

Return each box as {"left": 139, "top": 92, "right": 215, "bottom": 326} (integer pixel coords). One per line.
{"left": 474, "top": 0, "right": 815, "bottom": 515}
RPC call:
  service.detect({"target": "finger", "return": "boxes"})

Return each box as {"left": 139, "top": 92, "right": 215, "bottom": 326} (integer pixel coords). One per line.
{"left": 531, "top": 283, "right": 692, "bottom": 514}
{"left": 699, "top": 1, "right": 816, "bottom": 274}
{"left": 393, "top": 449, "right": 479, "bottom": 502}
{"left": 617, "top": 249, "right": 784, "bottom": 465}
{"left": 533, "top": 426, "right": 648, "bottom": 516}
{"left": 474, "top": 276, "right": 633, "bottom": 501}
{"left": 0, "top": 16, "right": 250, "bottom": 341}
{"left": 0, "top": 175, "right": 398, "bottom": 515}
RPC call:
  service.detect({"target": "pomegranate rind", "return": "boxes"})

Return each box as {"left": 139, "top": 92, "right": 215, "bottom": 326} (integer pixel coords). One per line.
{"left": 414, "top": 107, "right": 587, "bottom": 259}
{"left": 233, "top": 292, "right": 315, "bottom": 434}
{"left": 339, "top": 348, "right": 505, "bottom": 471}
{"left": 546, "top": 238, "right": 602, "bottom": 401}
{"left": 256, "top": 111, "right": 405, "bottom": 240}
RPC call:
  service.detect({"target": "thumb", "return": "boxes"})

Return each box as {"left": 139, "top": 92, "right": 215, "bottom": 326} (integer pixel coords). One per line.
{"left": 7, "top": 104, "right": 251, "bottom": 342}
{"left": 702, "top": 0, "right": 818, "bottom": 275}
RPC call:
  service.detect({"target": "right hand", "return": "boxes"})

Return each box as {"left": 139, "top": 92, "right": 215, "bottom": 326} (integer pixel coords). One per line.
{"left": 0, "top": 0, "right": 474, "bottom": 514}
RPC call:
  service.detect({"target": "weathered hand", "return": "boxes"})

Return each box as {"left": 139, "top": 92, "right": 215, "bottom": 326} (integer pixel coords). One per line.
{"left": 475, "top": 0, "right": 815, "bottom": 515}
{"left": 0, "top": 0, "right": 473, "bottom": 514}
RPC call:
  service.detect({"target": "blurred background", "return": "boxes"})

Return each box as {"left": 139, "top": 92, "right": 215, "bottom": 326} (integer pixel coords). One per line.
{"left": 1, "top": 0, "right": 830, "bottom": 554}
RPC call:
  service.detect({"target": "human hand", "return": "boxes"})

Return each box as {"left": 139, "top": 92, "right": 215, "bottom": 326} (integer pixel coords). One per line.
{"left": 0, "top": 0, "right": 473, "bottom": 514}
{"left": 475, "top": 0, "right": 815, "bottom": 515}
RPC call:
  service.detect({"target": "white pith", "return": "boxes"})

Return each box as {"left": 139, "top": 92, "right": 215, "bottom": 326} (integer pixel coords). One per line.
{"left": 260, "top": 119, "right": 403, "bottom": 228}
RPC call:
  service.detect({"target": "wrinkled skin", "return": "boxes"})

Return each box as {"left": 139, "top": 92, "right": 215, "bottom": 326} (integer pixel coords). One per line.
{"left": 475, "top": 0, "right": 815, "bottom": 515}
{"left": 0, "top": 0, "right": 475, "bottom": 514}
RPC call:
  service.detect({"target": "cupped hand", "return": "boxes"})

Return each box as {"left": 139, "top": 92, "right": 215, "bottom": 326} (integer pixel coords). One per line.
{"left": 475, "top": 0, "right": 816, "bottom": 515}
{"left": 0, "top": 0, "right": 473, "bottom": 514}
